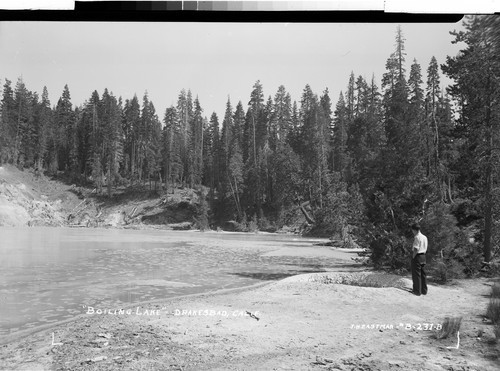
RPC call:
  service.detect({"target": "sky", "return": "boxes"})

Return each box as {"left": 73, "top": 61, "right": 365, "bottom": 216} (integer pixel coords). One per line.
{"left": 0, "top": 20, "right": 466, "bottom": 122}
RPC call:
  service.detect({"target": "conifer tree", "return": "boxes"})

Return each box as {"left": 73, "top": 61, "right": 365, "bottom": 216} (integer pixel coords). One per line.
{"left": 33, "top": 86, "right": 52, "bottom": 171}
{"left": 12, "top": 78, "right": 31, "bottom": 167}
{"left": 426, "top": 56, "right": 443, "bottom": 195}
{"left": 332, "top": 92, "right": 349, "bottom": 177}
{"left": 191, "top": 97, "right": 204, "bottom": 187}
{"left": 123, "top": 95, "right": 141, "bottom": 180}
{"left": 408, "top": 59, "right": 427, "bottom": 173}
{"left": 442, "top": 15, "right": 500, "bottom": 262}
{"left": 0, "top": 79, "right": 16, "bottom": 163}
{"left": 54, "top": 84, "right": 75, "bottom": 172}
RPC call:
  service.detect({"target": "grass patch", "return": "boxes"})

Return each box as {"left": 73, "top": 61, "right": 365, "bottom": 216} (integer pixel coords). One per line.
{"left": 436, "top": 316, "right": 462, "bottom": 339}
{"left": 354, "top": 273, "right": 406, "bottom": 288}
{"left": 310, "top": 272, "right": 405, "bottom": 288}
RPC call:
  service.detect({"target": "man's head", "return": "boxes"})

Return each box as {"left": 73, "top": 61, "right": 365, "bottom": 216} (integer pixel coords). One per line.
{"left": 411, "top": 223, "right": 420, "bottom": 236}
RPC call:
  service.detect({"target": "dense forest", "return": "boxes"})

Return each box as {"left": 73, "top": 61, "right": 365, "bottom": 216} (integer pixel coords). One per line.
{"left": 1, "top": 16, "right": 499, "bottom": 278}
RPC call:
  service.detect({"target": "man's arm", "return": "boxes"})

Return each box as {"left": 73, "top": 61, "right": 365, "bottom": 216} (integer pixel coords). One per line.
{"left": 412, "top": 236, "right": 419, "bottom": 258}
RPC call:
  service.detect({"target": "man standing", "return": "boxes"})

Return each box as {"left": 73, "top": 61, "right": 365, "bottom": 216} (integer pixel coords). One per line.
{"left": 411, "top": 223, "right": 428, "bottom": 296}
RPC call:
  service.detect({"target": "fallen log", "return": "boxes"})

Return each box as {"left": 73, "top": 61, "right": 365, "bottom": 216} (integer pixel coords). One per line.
{"left": 297, "top": 201, "right": 315, "bottom": 225}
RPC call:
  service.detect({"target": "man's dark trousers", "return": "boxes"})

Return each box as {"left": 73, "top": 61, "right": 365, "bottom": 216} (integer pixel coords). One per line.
{"left": 411, "top": 253, "right": 427, "bottom": 295}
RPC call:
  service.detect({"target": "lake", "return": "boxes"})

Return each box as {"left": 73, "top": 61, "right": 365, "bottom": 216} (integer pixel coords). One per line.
{"left": 0, "top": 227, "right": 357, "bottom": 337}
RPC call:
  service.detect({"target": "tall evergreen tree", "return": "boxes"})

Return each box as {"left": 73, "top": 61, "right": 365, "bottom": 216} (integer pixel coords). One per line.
{"left": 162, "top": 106, "right": 182, "bottom": 190}
{"left": 332, "top": 92, "right": 349, "bottom": 177}
{"left": 123, "top": 94, "right": 141, "bottom": 180}
{"left": 244, "top": 80, "right": 266, "bottom": 216}
{"left": 408, "top": 59, "right": 427, "bottom": 172}
{"left": 33, "top": 86, "right": 52, "bottom": 170}
{"left": 206, "top": 112, "right": 221, "bottom": 202}
{"left": 12, "top": 78, "right": 31, "bottom": 167}
{"left": 54, "top": 84, "right": 75, "bottom": 172}
{"left": 426, "top": 56, "right": 443, "bottom": 195}
{"left": 442, "top": 15, "right": 500, "bottom": 262}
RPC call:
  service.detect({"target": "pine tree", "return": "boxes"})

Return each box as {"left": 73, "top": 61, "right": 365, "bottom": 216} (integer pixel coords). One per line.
{"left": 13, "top": 78, "right": 31, "bottom": 167}
{"left": 271, "top": 85, "right": 292, "bottom": 151}
{"left": 162, "top": 106, "right": 182, "bottom": 190}
{"left": 442, "top": 15, "right": 500, "bottom": 262}
{"left": 346, "top": 72, "right": 355, "bottom": 120}
{"left": 123, "top": 94, "right": 141, "bottom": 180}
{"left": 33, "top": 86, "right": 52, "bottom": 171}
{"left": 176, "top": 89, "right": 194, "bottom": 187}
{"left": 191, "top": 97, "right": 204, "bottom": 187}
{"left": 0, "top": 79, "right": 16, "bottom": 163}
{"left": 375, "top": 25, "right": 425, "bottom": 235}
{"left": 206, "top": 112, "right": 221, "bottom": 203}
{"left": 426, "top": 56, "right": 443, "bottom": 195}
{"left": 299, "top": 84, "right": 326, "bottom": 209}
{"left": 221, "top": 97, "right": 234, "bottom": 180}
{"left": 332, "top": 92, "right": 348, "bottom": 176}
{"left": 244, "top": 80, "right": 266, "bottom": 216}
{"left": 355, "top": 76, "right": 369, "bottom": 116}
{"left": 408, "top": 59, "right": 427, "bottom": 173}
{"left": 54, "top": 84, "right": 75, "bottom": 172}
{"left": 100, "top": 89, "right": 124, "bottom": 196}
{"left": 233, "top": 101, "right": 246, "bottom": 156}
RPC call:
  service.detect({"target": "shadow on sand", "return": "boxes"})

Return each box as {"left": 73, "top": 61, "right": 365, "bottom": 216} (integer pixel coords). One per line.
{"left": 229, "top": 270, "right": 326, "bottom": 281}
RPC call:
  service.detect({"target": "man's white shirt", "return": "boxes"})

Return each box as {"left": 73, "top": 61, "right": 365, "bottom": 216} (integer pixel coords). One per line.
{"left": 413, "top": 231, "right": 428, "bottom": 257}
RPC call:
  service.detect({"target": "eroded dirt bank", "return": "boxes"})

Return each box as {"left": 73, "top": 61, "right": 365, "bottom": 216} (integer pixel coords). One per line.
{"left": 0, "top": 165, "right": 205, "bottom": 230}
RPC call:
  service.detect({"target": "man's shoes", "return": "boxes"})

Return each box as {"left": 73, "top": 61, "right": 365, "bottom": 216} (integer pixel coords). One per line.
{"left": 410, "top": 291, "right": 421, "bottom": 296}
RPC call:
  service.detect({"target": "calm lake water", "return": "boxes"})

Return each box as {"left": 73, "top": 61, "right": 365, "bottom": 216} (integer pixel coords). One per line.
{"left": 0, "top": 227, "right": 353, "bottom": 337}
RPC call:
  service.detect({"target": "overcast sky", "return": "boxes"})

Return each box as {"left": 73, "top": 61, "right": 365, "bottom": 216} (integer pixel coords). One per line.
{"left": 0, "top": 21, "right": 465, "bottom": 121}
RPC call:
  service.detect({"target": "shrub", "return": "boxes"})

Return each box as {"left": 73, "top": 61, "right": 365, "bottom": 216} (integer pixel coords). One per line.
{"left": 492, "top": 282, "right": 500, "bottom": 298}
{"left": 247, "top": 214, "right": 258, "bottom": 233}
{"left": 237, "top": 213, "right": 249, "bottom": 232}
{"left": 450, "top": 229, "right": 483, "bottom": 277}
{"left": 420, "top": 202, "right": 483, "bottom": 280}
{"left": 430, "top": 258, "right": 466, "bottom": 283}
{"left": 437, "top": 317, "right": 462, "bottom": 339}
{"left": 494, "top": 324, "right": 500, "bottom": 342}
{"left": 368, "top": 231, "right": 409, "bottom": 270}
{"left": 487, "top": 298, "right": 500, "bottom": 325}
{"left": 420, "top": 202, "right": 459, "bottom": 260}
{"left": 257, "top": 212, "right": 275, "bottom": 232}
{"left": 430, "top": 260, "right": 448, "bottom": 283}
{"left": 194, "top": 190, "right": 210, "bottom": 231}
{"left": 311, "top": 176, "right": 365, "bottom": 238}
{"left": 341, "top": 223, "right": 360, "bottom": 249}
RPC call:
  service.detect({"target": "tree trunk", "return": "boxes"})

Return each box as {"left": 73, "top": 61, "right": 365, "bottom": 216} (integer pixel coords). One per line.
{"left": 297, "top": 200, "right": 315, "bottom": 225}
{"left": 228, "top": 175, "right": 242, "bottom": 220}
{"left": 131, "top": 142, "right": 136, "bottom": 186}
{"left": 234, "top": 176, "right": 242, "bottom": 220}
{"left": 484, "top": 168, "right": 492, "bottom": 262}
{"left": 14, "top": 98, "right": 22, "bottom": 165}
{"left": 107, "top": 166, "right": 111, "bottom": 198}
{"left": 483, "top": 100, "right": 493, "bottom": 263}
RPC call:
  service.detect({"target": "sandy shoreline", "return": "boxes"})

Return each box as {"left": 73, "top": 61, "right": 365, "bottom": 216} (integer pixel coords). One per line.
{"left": 1, "top": 271, "right": 499, "bottom": 371}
